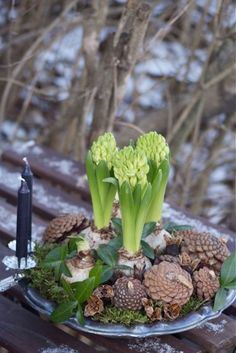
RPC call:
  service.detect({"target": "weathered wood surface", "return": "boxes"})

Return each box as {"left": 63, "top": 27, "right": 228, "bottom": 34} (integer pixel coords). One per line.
{"left": 0, "top": 144, "right": 235, "bottom": 353}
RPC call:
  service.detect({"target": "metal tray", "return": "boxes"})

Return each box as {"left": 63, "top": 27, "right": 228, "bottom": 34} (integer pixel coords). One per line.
{"left": 21, "top": 281, "right": 236, "bottom": 338}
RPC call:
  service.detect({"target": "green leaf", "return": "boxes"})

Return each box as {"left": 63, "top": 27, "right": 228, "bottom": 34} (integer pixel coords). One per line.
{"left": 85, "top": 152, "right": 103, "bottom": 229}
{"left": 142, "top": 222, "right": 156, "bottom": 239}
{"left": 60, "top": 262, "right": 72, "bottom": 277}
{"left": 76, "top": 304, "right": 85, "bottom": 325}
{"left": 163, "top": 222, "right": 192, "bottom": 234}
{"left": 103, "top": 177, "right": 118, "bottom": 186}
{"left": 89, "top": 260, "right": 103, "bottom": 287}
{"left": 60, "top": 278, "right": 76, "bottom": 301}
{"left": 96, "top": 160, "right": 109, "bottom": 206}
{"left": 213, "top": 288, "right": 227, "bottom": 311}
{"left": 112, "top": 218, "right": 122, "bottom": 236}
{"left": 108, "top": 235, "right": 122, "bottom": 250}
{"left": 43, "top": 244, "right": 68, "bottom": 267}
{"left": 220, "top": 252, "right": 236, "bottom": 288}
{"left": 96, "top": 244, "right": 118, "bottom": 267}
{"left": 74, "top": 277, "right": 95, "bottom": 304}
{"left": 224, "top": 280, "right": 236, "bottom": 289}
{"left": 50, "top": 301, "right": 77, "bottom": 323}
{"left": 101, "top": 266, "right": 114, "bottom": 283}
{"left": 141, "top": 240, "right": 155, "bottom": 259}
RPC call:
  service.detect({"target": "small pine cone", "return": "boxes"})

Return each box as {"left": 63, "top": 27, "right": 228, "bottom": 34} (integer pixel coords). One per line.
{"left": 142, "top": 298, "right": 162, "bottom": 321}
{"left": 155, "top": 255, "right": 180, "bottom": 265}
{"left": 144, "top": 262, "right": 193, "bottom": 306}
{"left": 43, "top": 214, "right": 89, "bottom": 243}
{"left": 164, "top": 303, "right": 182, "bottom": 321}
{"left": 193, "top": 267, "right": 220, "bottom": 300}
{"left": 93, "top": 285, "right": 114, "bottom": 299}
{"left": 179, "top": 230, "right": 230, "bottom": 272}
{"left": 113, "top": 277, "right": 147, "bottom": 311}
{"left": 84, "top": 295, "right": 104, "bottom": 317}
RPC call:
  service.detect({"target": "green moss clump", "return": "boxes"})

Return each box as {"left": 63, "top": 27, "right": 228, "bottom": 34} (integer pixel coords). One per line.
{"left": 24, "top": 243, "right": 69, "bottom": 304}
{"left": 93, "top": 306, "right": 150, "bottom": 326}
{"left": 181, "top": 296, "right": 207, "bottom": 316}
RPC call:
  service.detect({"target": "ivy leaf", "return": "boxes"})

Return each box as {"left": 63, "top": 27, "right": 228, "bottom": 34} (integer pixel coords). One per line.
{"left": 50, "top": 301, "right": 77, "bottom": 323}
{"left": 74, "top": 277, "right": 95, "bottom": 304}
{"left": 60, "top": 262, "right": 72, "bottom": 277}
{"left": 142, "top": 222, "right": 156, "bottom": 239}
{"left": 60, "top": 278, "right": 75, "bottom": 301}
{"left": 163, "top": 222, "right": 192, "bottom": 234}
{"left": 224, "top": 280, "right": 236, "bottom": 289}
{"left": 220, "top": 252, "right": 236, "bottom": 288}
{"left": 108, "top": 236, "right": 122, "bottom": 250}
{"left": 213, "top": 288, "right": 227, "bottom": 311}
{"left": 89, "top": 260, "right": 103, "bottom": 288}
{"left": 141, "top": 240, "right": 155, "bottom": 259}
{"left": 43, "top": 244, "right": 68, "bottom": 268}
{"left": 96, "top": 244, "right": 118, "bottom": 267}
{"left": 76, "top": 304, "right": 85, "bottom": 325}
{"left": 100, "top": 265, "right": 114, "bottom": 283}
{"left": 112, "top": 218, "right": 122, "bottom": 236}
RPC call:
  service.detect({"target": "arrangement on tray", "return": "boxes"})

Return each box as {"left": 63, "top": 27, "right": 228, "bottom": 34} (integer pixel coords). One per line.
{"left": 24, "top": 131, "right": 236, "bottom": 327}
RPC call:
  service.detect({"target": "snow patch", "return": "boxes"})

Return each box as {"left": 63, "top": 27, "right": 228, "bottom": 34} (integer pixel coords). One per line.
{"left": 199, "top": 319, "right": 227, "bottom": 334}
{"left": 128, "top": 338, "right": 184, "bottom": 353}
{"left": 40, "top": 345, "right": 80, "bottom": 353}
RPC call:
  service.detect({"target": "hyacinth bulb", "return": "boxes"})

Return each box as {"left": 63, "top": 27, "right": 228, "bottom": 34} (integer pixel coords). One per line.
{"left": 90, "top": 132, "right": 117, "bottom": 170}
{"left": 113, "top": 146, "right": 149, "bottom": 190}
{"left": 136, "top": 131, "right": 169, "bottom": 167}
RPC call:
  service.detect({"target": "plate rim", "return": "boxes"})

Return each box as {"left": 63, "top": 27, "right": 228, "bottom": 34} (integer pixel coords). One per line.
{"left": 21, "top": 283, "right": 236, "bottom": 338}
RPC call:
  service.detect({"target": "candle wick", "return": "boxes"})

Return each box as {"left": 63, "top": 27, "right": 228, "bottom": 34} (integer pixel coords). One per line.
{"left": 23, "top": 157, "right": 29, "bottom": 165}
{"left": 19, "top": 176, "right": 26, "bottom": 183}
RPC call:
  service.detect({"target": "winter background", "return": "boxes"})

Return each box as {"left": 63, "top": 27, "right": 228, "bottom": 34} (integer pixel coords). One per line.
{"left": 0, "top": 0, "right": 235, "bottom": 231}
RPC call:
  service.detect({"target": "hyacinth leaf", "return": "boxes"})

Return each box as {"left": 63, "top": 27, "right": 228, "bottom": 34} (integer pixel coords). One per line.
{"left": 119, "top": 182, "right": 135, "bottom": 253}
{"left": 220, "top": 252, "right": 236, "bottom": 288}
{"left": 96, "top": 160, "right": 109, "bottom": 206}
{"left": 103, "top": 177, "right": 118, "bottom": 186}
{"left": 85, "top": 152, "right": 103, "bottom": 228}
{"left": 213, "top": 288, "right": 227, "bottom": 311}
{"left": 133, "top": 183, "right": 142, "bottom": 218}
{"left": 134, "top": 183, "right": 152, "bottom": 251}
{"left": 146, "top": 159, "right": 170, "bottom": 223}
{"left": 141, "top": 240, "right": 155, "bottom": 259}
{"left": 141, "top": 222, "right": 156, "bottom": 239}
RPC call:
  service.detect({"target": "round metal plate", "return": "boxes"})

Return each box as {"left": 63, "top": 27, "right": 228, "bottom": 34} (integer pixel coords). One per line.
{"left": 21, "top": 282, "right": 236, "bottom": 338}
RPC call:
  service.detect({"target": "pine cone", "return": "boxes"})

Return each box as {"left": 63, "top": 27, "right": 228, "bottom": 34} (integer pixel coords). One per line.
{"left": 179, "top": 230, "right": 230, "bottom": 272}
{"left": 154, "top": 254, "right": 181, "bottom": 265}
{"left": 193, "top": 267, "right": 220, "bottom": 300}
{"left": 84, "top": 295, "right": 104, "bottom": 317}
{"left": 113, "top": 277, "right": 147, "bottom": 311}
{"left": 144, "top": 262, "right": 193, "bottom": 306}
{"left": 43, "top": 214, "right": 89, "bottom": 243}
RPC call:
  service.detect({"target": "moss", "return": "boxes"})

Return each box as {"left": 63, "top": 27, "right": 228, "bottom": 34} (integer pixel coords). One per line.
{"left": 180, "top": 296, "right": 207, "bottom": 316}
{"left": 24, "top": 243, "right": 69, "bottom": 304}
{"left": 93, "top": 305, "right": 150, "bottom": 326}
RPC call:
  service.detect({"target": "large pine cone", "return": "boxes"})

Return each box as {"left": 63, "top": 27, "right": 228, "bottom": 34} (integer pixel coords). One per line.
{"left": 144, "top": 261, "right": 193, "bottom": 306}
{"left": 43, "top": 214, "right": 89, "bottom": 243}
{"left": 113, "top": 277, "right": 147, "bottom": 311}
{"left": 193, "top": 267, "right": 220, "bottom": 300}
{"left": 179, "top": 230, "right": 230, "bottom": 272}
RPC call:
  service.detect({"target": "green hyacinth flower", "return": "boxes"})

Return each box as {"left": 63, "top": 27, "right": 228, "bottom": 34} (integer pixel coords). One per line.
{"left": 86, "top": 133, "right": 117, "bottom": 230}
{"left": 136, "top": 131, "right": 170, "bottom": 223}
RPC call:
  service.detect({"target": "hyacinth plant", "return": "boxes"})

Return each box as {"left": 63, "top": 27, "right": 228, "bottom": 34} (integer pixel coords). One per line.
{"left": 136, "top": 131, "right": 170, "bottom": 223}
{"left": 85, "top": 133, "right": 117, "bottom": 230}
{"left": 106, "top": 146, "right": 152, "bottom": 254}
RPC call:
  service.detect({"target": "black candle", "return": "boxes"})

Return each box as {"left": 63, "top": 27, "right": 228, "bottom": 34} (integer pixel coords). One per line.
{"left": 22, "top": 157, "right": 33, "bottom": 244}
{"left": 16, "top": 178, "right": 30, "bottom": 268}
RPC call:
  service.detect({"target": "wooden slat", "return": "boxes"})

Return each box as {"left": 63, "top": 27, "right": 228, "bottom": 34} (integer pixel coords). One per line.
{"left": 179, "top": 314, "right": 236, "bottom": 353}
{"left": 2, "top": 145, "right": 90, "bottom": 200}
{"left": 0, "top": 295, "right": 109, "bottom": 353}
{"left": 0, "top": 161, "right": 92, "bottom": 220}
{"left": 0, "top": 197, "right": 46, "bottom": 242}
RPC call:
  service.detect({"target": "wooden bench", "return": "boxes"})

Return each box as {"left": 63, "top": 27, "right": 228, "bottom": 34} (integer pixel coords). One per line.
{"left": 0, "top": 144, "right": 235, "bottom": 353}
